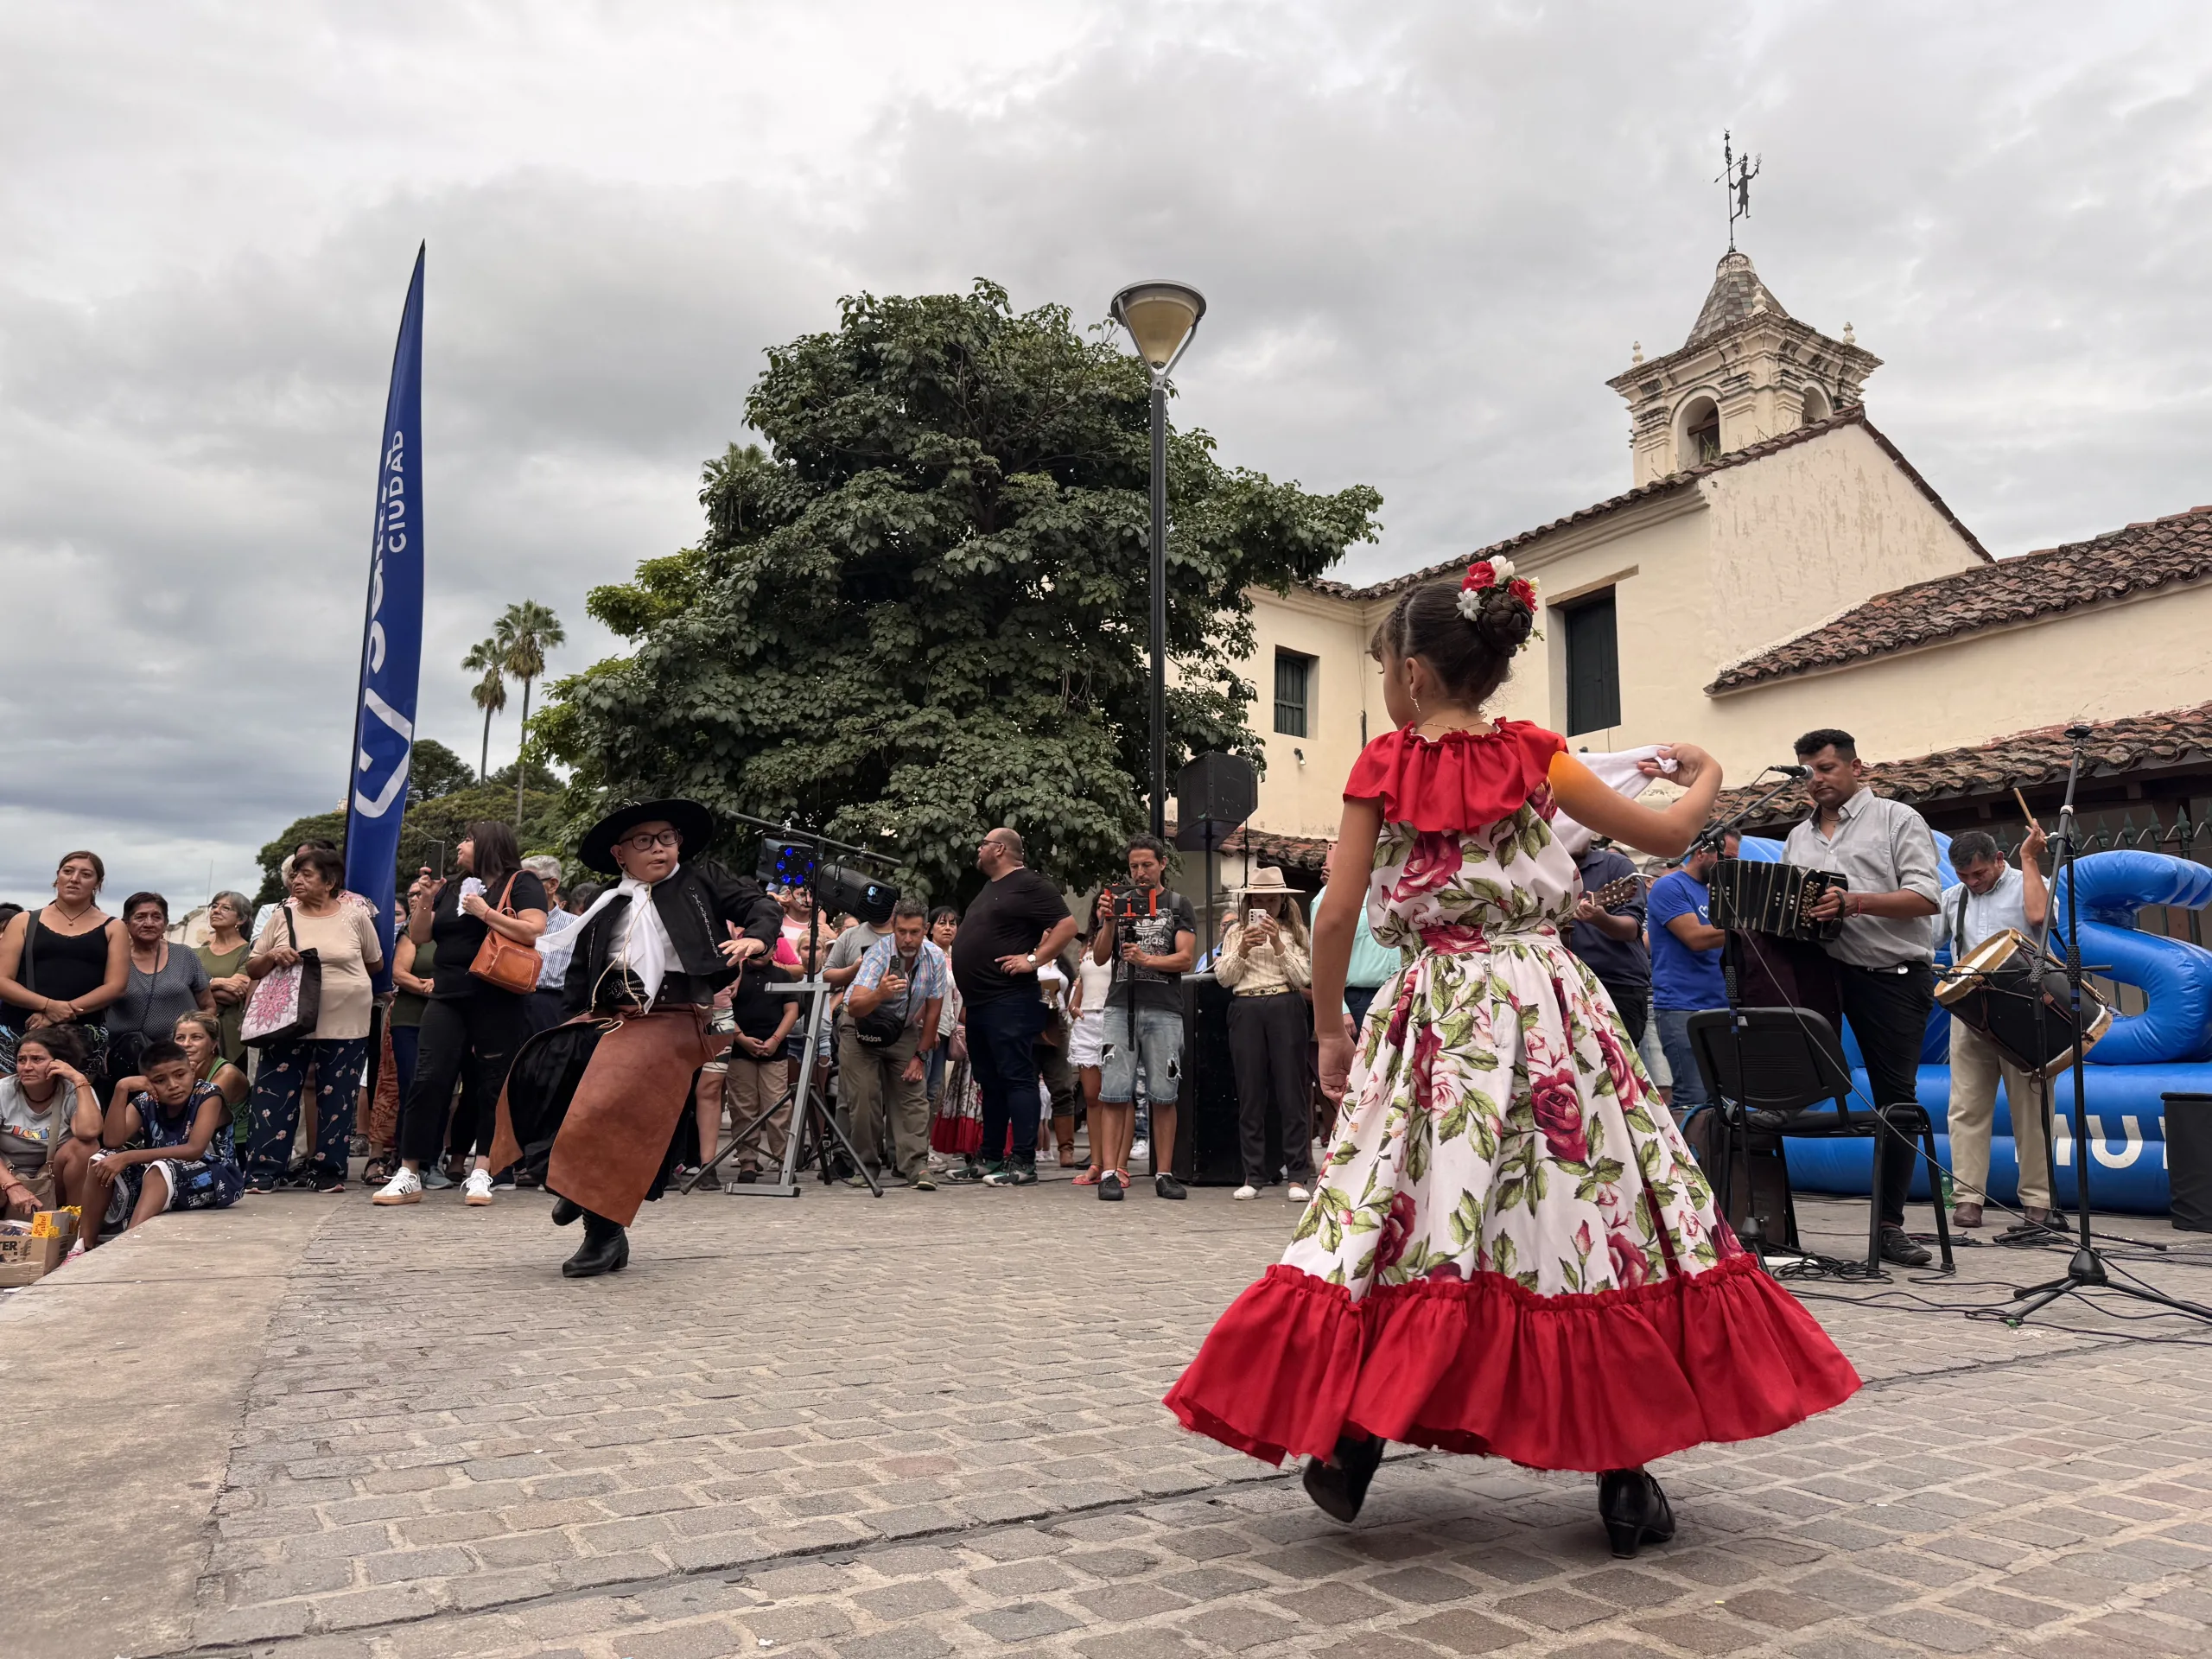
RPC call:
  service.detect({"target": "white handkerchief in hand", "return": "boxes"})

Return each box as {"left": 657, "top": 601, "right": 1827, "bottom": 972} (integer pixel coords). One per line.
{"left": 1553, "top": 746, "right": 1676, "bottom": 856}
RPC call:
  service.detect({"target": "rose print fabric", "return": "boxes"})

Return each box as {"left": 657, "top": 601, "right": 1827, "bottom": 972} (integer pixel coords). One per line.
{"left": 1165, "top": 727, "right": 1860, "bottom": 1472}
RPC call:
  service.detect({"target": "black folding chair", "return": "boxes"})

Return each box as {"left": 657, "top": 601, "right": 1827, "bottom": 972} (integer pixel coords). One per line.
{"left": 1687, "top": 1007, "right": 1953, "bottom": 1274}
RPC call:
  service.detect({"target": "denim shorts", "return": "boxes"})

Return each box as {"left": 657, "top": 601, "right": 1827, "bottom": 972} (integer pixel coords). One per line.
{"left": 1099, "top": 1005, "right": 1185, "bottom": 1105}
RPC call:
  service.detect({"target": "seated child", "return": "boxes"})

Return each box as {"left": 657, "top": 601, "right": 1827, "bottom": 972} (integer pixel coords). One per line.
{"left": 73, "top": 1039, "right": 243, "bottom": 1256}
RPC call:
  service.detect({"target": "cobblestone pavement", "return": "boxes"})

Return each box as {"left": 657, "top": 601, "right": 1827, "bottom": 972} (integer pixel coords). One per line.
{"left": 15, "top": 1165, "right": 2212, "bottom": 1659}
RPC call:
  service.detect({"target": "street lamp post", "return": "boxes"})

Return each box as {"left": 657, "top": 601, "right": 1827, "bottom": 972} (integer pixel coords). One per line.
{"left": 1111, "top": 281, "right": 1206, "bottom": 838}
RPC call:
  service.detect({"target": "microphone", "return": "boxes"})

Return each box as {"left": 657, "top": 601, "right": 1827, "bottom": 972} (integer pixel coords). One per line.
{"left": 1771, "top": 765, "right": 1810, "bottom": 778}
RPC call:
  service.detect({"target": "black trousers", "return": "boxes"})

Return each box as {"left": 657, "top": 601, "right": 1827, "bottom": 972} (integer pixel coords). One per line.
{"left": 400, "top": 993, "right": 534, "bottom": 1166}
{"left": 969, "top": 993, "right": 1048, "bottom": 1162}
{"left": 1596, "top": 978, "right": 1649, "bottom": 1047}
{"left": 1835, "top": 960, "right": 1936, "bottom": 1225}
{"left": 1229, "top": 991, "right": 1314, "bottom": 1187}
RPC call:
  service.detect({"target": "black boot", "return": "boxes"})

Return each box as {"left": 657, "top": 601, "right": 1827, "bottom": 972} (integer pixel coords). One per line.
{"left": 1301, "top": 1433, "right": 1385, "bottom": 1523}
{"left": 1598, "top": 1468, "right": 1675, "bottom": 1559}
{"left": 562, "top": 1211, "right": 629, "bottom": 1278}
{"left": 550, "top": 1195, "right": 582, "bottom": 1227}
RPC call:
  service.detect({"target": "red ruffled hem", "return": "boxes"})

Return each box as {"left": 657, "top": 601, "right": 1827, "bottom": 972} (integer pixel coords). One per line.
{"left": 1343, "top": 722, "right": 1567, "bottom": 832}
{"left": 1162, "top": 1254, "right": 1860, "bottom": 1472}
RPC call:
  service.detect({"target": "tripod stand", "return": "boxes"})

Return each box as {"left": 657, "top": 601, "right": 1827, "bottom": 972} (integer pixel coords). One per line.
{"left": 679, "top": 812, "right": 894, "bottom": 1200}
{"left": 1997, "top": 726, "right": 2211, "bottom": 1325}
{"left": 683, "top": 970, "right": 882, "bottom": 1198}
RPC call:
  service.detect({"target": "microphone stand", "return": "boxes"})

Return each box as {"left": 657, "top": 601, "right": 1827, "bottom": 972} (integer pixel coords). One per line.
{"left": 1997, "top": 727, "right": 2210, "bottom": 1325}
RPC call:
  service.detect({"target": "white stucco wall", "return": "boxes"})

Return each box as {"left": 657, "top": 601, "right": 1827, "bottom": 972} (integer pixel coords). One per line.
{"left": 1697, "top": 423, "right": 1986, "bottom": 666}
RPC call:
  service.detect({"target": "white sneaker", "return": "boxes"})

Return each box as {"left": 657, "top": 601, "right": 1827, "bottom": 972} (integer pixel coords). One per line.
{"left": 1287, "top": 1184, "right": 1312, "bottom": 1201}
{"left": 1233, "top": 1185, "right": 1259, "bottom": 1201}
{"left": 372, "top": 1168, "right": 423, "bottom": 1206}
{"left": 462, "top": 1168, "right": 494, "bottom": 1206}
{"left": 1131, "top": 1139, "right": 1150, "bottom": 1163}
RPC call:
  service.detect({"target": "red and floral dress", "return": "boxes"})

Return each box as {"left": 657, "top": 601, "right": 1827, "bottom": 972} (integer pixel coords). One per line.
{"left": 1165, "top": 723, "right": 1859, "bottom": 1472}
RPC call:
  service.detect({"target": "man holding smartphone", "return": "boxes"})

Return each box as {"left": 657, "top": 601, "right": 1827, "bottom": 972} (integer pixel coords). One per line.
{"left": 1090, "top": 835, "right": 1197, "bottom": 1202}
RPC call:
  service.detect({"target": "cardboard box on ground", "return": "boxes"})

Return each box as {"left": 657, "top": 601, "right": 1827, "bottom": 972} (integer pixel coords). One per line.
{"left": 0, "top": 1208, "right": 78, "bottom": 1287}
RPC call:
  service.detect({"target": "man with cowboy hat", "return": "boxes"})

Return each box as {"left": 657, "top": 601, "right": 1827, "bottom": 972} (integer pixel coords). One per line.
{"left": 491, "top": 798, "right": 784, "bottom": 1277}
{"left": 1214, "top": 865, "right": 1316, "bottom": 1202}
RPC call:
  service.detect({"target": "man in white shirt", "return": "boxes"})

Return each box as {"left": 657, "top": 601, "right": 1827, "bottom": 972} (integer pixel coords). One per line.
{"left": 1937, "top": 825, "right": 2052, "bottom": 1228}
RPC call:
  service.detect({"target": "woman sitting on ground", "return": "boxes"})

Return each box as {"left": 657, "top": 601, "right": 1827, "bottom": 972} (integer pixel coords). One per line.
{"left": 72, "top": 1038, "right": 243, "bottom": 1255}
{"left": 0, "top": 1027, "right": 101, "bottom": 1218}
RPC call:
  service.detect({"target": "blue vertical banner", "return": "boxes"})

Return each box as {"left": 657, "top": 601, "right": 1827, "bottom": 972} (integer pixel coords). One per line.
{"left": 345, "top": 245, "right": 425, "bottom": 991}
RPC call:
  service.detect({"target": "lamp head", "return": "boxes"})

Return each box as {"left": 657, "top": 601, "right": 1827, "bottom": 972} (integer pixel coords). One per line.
{"left": 1111, "top": 280, "right": 1206, "bottom": 372}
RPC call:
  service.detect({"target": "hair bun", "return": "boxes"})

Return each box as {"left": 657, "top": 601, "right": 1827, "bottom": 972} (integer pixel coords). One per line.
{"left": 1475, "top": 590, "right": 1534, "bottom": 652}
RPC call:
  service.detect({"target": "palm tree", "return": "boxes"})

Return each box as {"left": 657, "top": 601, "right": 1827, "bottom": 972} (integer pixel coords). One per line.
{"left": 461, "top": 637, "right": 507, "bottom": 783}
{"left": 498, "top": 600, "right": 566, "bottom": 821}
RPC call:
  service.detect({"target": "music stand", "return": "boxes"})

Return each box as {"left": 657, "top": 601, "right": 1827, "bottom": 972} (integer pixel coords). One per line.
{"left": 1689, "top": 1007, "right": 1954, "bottom": 1275}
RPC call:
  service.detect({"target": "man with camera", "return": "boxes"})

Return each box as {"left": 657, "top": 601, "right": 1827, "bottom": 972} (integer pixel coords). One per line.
{"left": 1090, "top": 834, "right": 1198, "bottom": 1202}
{"left": 841, "top": 899, "right": 947, "bottom": 1191}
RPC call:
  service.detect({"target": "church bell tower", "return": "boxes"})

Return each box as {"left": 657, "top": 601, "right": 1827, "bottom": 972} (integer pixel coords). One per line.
{"left": 1605, "top": 250, "right": 1883, "bottom": 487}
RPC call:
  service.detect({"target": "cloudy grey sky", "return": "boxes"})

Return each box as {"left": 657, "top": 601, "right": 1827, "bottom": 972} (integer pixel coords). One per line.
{"left": 4, "top": 2, "right": 2209, "bottom": 907}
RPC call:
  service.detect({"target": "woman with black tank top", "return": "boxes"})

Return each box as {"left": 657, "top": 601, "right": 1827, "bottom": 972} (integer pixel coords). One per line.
{"left": 0, "top": 851, "right": 130, "bottom": 1084}
{"left": 374, "top": 820, "right": 547, "bottom": 1210}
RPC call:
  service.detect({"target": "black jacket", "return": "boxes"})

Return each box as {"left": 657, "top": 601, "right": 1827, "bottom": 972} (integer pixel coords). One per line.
{"left": 562, "top": 859, "right": 784, "bottom": 1014}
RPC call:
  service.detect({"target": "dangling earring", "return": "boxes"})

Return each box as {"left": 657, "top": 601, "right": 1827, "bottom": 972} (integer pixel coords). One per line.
{"left": 1411, "top": 691, "right": 1423, "bottom": 722}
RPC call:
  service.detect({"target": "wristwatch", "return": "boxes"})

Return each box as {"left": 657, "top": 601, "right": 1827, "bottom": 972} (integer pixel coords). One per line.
{"left": 1025, "top": 952, "right": 1038, "bottom": 968}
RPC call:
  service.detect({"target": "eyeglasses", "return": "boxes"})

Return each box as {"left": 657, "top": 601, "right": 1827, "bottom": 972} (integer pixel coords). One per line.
{"left": 620, "top": 830, "right": 683, "bottom": 851}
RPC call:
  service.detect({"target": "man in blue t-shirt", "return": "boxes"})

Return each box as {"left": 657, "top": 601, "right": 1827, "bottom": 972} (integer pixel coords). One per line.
{"left": 1646, "top": 830, "right": 1738, "bottom": 1114}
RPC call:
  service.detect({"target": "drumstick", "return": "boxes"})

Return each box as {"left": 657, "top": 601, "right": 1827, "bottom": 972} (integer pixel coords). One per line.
{"left": 2012, "top": 787, "right": 2041, "bottom": 830}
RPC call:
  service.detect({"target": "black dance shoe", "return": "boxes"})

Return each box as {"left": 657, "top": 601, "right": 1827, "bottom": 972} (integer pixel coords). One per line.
{"left": 1878, "top": 1225, "right": 1932, "bottom": 1268}
{"left": 1301, "top": 1433, "right": 1385, "bottom": 1523}
{"left": 1598, "top": 1468, "right": 1675, "bottom": 1559}
{"left": 562, "top": 1213, "right": 629, "bottom": 1278}
{"left": 550, "top": 1196, "right": 582, "bottom": 1227}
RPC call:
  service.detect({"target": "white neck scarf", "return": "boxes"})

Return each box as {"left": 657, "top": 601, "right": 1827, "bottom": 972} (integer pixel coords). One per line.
{"left": 555, "top": 868, "right": 677, "bottom": 1008}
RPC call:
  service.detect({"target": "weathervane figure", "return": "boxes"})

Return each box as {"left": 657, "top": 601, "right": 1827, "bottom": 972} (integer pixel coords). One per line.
{"left": 1717, "top": 130, "right": 1761, "bottom": 251}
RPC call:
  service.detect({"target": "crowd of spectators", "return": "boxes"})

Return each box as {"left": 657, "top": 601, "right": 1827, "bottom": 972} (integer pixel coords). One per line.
{"left": 0, "top": 809, "right": 1746, "bottom": 1257}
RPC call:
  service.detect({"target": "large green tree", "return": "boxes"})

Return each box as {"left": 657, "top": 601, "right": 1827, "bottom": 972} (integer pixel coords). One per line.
{"left": 538, "top": 280, "right": 1379, "bottom": 902}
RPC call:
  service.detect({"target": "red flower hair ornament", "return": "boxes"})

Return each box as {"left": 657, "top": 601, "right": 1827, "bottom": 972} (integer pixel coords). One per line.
{"left": 1455, "top": 556, "right": 1541, "bottom": 650}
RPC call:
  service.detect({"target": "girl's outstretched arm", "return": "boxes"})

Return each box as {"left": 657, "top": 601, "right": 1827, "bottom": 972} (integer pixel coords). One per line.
{"left": 1548, "top": 745, "right": 1723, "bottom": 860}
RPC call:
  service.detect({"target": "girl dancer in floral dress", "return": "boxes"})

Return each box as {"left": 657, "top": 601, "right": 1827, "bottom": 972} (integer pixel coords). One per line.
{"left": 1165, "top": 562, "right": 1859, "bottom": 1558}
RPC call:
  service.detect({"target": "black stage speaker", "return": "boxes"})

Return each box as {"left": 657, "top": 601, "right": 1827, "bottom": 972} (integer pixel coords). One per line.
{"left": 1175, "top": 753, "right": 1257, "bottom": 852}
{"left": 1180, "top": 975, "right": 1243, "bottom": 1185}
{"left": 2166, "top": 1093, "right": 2212, "bottom": 1231}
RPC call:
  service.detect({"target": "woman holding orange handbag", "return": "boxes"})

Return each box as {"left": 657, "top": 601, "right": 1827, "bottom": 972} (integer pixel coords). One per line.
{"left": 375, "top": 821, "right": 547, "bottom": 1209}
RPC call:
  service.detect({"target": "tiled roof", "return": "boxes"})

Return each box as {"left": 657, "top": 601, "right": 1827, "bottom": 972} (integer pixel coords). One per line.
{"left": 1164, "top": 820, "right": 1332, "bottom": 874}
{"left": 1683, "top": 250, "right": 1790, "bottom": 347}
{"left": 1311, "top": 406, "right": 1986, "bottom": 603}
{"left": 1708, "top": 505, "right": 2212, "bottom": 692}
{"left": 1711, "top": 703, "right": 2212, "bottom": 830}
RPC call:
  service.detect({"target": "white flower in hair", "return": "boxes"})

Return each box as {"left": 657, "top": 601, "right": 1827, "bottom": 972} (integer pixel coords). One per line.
{"left": 1455, "top": 586, "right": 1484, "bottom": 620}
{"left": 1492, "top": 557, "right": 1516, "bottom": 583}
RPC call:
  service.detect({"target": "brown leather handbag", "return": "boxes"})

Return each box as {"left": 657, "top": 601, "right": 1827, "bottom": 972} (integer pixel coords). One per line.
{"left": 468, "top": 875, "right": 542, "bottom": 995}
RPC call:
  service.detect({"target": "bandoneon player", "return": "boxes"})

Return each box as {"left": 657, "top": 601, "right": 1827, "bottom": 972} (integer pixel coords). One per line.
{"left": 1783, "top": 728, "right": 1943, "bottom": 1268}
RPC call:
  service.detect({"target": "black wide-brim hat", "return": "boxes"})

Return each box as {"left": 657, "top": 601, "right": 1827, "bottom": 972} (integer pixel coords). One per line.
{"left": 578, "top": 798, "right": 717, "bottom": 877}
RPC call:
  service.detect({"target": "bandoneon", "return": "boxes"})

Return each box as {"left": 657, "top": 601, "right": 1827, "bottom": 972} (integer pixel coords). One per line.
{"left": 1709, "top": 858, "right": 1850, "bottom": 944}
{"left": 1935, "top": 927, "right": 2113, "bottom": 1077}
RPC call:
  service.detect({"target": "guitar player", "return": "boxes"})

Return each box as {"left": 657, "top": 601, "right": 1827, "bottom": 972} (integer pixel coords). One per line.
{"left": 1567, "top": 839, "right": 1652, "bottom": 1046}
{"left": 1783, "top": 728, "right": 1944, "bottom": 1268}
